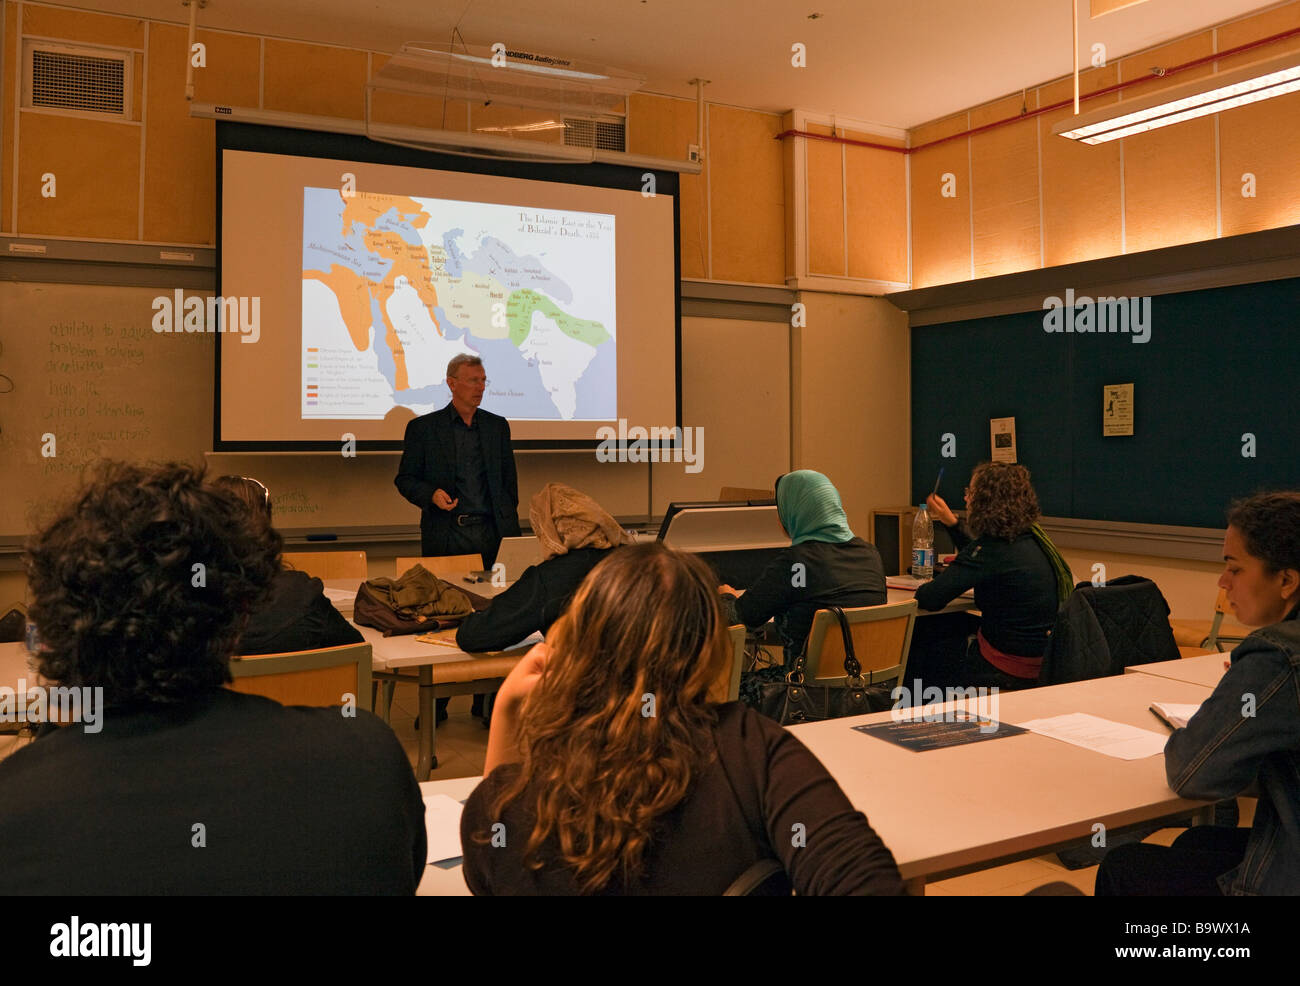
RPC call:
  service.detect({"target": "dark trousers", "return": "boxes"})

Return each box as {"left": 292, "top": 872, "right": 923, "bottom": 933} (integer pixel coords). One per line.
{"left": 907, "top": 613, "right": 1037, "bottom": 694}
{"left": 1094, "top": 825, "right": 1250, "bottom": 896}
{"left": 422, "top": 517, "right": 500, "bottom": 569}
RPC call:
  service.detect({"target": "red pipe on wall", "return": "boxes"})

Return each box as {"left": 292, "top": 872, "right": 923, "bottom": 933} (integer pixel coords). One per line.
{"left": 774, "top": 25, "right": 1300, "bottom": 154}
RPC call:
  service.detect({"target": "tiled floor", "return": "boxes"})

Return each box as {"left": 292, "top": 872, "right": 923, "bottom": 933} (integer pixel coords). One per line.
{"left": 384, "top": 683, "right": 489, "bottom": 780}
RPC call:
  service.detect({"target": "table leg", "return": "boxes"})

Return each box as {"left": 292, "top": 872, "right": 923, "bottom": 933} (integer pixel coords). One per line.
{"left": 415, "top": 666, "right": 438, "bottom": 779}
{"left": 903, "top": 877, "right": 926, "bottom": 896}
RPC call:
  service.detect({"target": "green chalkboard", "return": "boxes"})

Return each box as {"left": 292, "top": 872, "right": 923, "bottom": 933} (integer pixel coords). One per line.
{"left": 911, "top": 276, "right": 1300, "bottom": 528}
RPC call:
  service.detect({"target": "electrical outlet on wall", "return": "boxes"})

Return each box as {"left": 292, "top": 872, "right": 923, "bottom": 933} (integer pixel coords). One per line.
{"left": 687, "top": 144, "right": 701, "bottom": 163}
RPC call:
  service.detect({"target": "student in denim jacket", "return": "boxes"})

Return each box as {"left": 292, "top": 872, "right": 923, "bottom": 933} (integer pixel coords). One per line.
{"left": 1097, "top": 491, "right": 1300, "bottom": 896}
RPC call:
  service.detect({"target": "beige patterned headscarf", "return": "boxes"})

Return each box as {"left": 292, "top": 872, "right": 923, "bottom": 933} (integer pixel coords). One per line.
{"left": 529, "top": 483, "right": 633, "bottom": 561}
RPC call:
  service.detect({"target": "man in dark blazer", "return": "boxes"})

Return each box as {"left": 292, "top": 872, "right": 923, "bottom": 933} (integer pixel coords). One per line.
{"left": 394, "top": 355, "right": 522, "bottom": 569}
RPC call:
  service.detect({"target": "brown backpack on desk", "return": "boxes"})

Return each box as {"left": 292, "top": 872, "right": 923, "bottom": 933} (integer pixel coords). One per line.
{"left": 352, "top": 564, "right": 475, "bottom": 637}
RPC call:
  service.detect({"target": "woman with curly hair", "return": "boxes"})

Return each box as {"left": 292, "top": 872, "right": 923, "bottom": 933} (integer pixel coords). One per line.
{"left": 459, "top": 541, "right": 904, "bottom": 895}
{"left": 914, "top": 462, "right": 1072, "bottom": 691}
{"left": 0, "top": 461, "right": 425, "bottom": 895}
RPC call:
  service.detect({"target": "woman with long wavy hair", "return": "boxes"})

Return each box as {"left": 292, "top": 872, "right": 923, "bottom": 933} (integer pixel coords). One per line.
{"left": 914, "top": 462, "right": 1073, "bottom": 691}
{"left": 459, "top": 541, "right": 904, "bottom": 895}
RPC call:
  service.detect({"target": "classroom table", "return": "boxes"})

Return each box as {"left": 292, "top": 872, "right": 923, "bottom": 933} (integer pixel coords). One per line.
{"left": 787, "top": 671, "right": 1216, "bottom": 893}
{"left": 411, "top": 673, "right": 1216, "bottom": 895}
{"left": 885, "top": 586, "right": 976, "bottom": 617}
{"left": 1125, "top": 651, "right": 1229, "bottom": 689}
{"left": 354, "top": 615, "right": 540, "bottom": 781}
{"left": 417, "top": 776, "right": 479, "bottom": 896}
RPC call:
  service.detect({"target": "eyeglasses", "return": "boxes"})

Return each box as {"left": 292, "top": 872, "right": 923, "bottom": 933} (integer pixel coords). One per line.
{"left": 242, "top": 477, "right": 270, "bottom": 503}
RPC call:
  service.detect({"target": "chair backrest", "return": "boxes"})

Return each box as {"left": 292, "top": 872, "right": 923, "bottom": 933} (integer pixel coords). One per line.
{"left": 229, "top": 642, "right": 372, "bottom": 712}
{"left": 282, "top": 551, "right": 367, "bottom": 580}
{"left": 1040, "top": 575, "right": 1181, "bottom": 684}
{"left": 394, "top": 555, "right": 481, "bottom": 578}
{"left": 707, "top": 625, "right": 746, "bottom": 703}
{"left": 1204, "top": 587, "right": 1246, "bottom": 652}
{"left": 718, "top": 486, "right": 774, "bottom": 502}
{"left": 803, "top": 601, "right": 918, "bottom": 686}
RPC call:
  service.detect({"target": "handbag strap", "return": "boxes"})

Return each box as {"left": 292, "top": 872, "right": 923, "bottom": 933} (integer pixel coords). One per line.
{"left": 789, "top": 606, "right": 863, "bottom": 685}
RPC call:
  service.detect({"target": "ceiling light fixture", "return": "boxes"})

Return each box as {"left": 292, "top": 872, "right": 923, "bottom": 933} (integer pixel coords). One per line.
{"left": 1054, "top": 49, "right": 1300, "bottom": 144}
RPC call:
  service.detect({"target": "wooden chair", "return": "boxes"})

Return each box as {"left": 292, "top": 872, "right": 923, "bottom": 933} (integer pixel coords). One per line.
{"left": 707, "top": 625, "right": 747, "bottom": 703}
{"left": 1204, "top": 588, "right": 1248, "bottom": 653}
{"left": 802, "top": 600, "right": 918, "bottom": 686}
{"left": 394, "top": 555, "right": 482, "bottom": 578}
{"left": 229, "top": 642, "right": 372, "bottom": 712}
{"left": 282, "top": 551, "right": 367, "bottom": 580}
{"left": 718, "top": 486, "right": 774, "bottom": 502}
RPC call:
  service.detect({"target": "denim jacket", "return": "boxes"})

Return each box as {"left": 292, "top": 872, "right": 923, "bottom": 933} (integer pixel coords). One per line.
{"left": 1165, "top": 606, "right": 1300, "bottom": 895}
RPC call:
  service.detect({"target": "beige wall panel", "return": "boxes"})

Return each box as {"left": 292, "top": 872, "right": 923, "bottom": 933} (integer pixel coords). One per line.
{"left": 18, "top": 112, "right": 139, "bottom": 238}
{"left": 143, "top": 23, "right": 215, "bottom": 244}
{"left": 843, "top": 128, "right": 906, "bottom": 283}
{"left": 708, "top": 104, "right": 783, "bottom": 285}
{"left": 370, "top": 89, "right": 468, "bottom": 130}
{"left": 970, "top": 94, "right": 1040, "bottom": 278}
{"left": 792, "top": 293, "right": 909, "bottom": 536}
{"left": 132, "top": 52, "right": 142, "bottom": 120}
{"left": 1216, "top": 3, "right": 1300, "bottom": 71}
{"left": 1219, "top": 90, "right": 1300, "bottom": 236}
{"left": 1118, "top": 33, "right": 1215, "bottom": 101}
{"left": 186, "top": 28, "right": 262, "bottom": 107}
{"left": 1039, "top": 68, "right": 1123, "bottom": 267}
{"left": 2, "top": 1, "right": 17, "bottom": 232}
{"left": 806, "top": 122, "right": 844, "bottom": 276}
{"left": 469, "top": 102, "right": 564, "bottom": 143}
{"left": 21, "top": 5, "right": 144, "bottom": 49}
{"left": 1118, "top": 33, "right": 1217, "bottom": 253}
{"left": 650, "top": 315, "right": 790, "bottom": 511}
{"left": 263, "top": 40, "right": 366, "bottom": 120}
{"left": 783, "top": 110, "right": 796, "bottom": 281}
{"left": 627, "top": 93, "right": 706, "bottom": 278}
{"left": 909, "top": 113, "right": 971, "bottom": 288}
{"left": 911, "top": 112, "right": 968, "bottom": 147}
{"left": 1123, "top": 117, "right": 1217, "bottom": 253}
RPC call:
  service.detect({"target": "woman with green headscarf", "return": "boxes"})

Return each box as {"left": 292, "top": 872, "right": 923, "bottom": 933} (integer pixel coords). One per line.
{"left": 721, "top": 471, "right": 887, "bottom": 685}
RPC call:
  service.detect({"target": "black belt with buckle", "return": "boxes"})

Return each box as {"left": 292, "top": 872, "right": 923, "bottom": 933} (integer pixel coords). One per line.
{"left": 455, "top": 513, "right": 490, "bottom": 527}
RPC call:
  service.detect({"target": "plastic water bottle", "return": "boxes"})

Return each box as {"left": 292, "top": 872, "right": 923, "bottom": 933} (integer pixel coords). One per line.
{"left": 912, "top": 504, "right": 934, "bottom": 580}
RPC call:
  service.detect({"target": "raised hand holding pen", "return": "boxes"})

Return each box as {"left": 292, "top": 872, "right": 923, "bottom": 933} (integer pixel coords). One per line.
{"left": 926, "top": 493, "right": 958, "bottom": 527}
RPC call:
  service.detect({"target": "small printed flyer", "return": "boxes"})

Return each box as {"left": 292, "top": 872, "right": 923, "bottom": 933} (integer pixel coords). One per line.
{"left": 990, "top": 416, "right": 1017, "bottom": 463}
{"left": 1103, "top": 383, "right": 1134, "bottom": 437}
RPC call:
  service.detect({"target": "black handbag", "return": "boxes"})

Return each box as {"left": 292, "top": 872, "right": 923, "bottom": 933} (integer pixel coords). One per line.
{"left": 755, "top": 606, "right": 895, "bottom": 725}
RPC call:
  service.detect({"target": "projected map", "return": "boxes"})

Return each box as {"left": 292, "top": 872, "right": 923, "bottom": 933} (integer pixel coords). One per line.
{"left": 301, "top": 188, "right": 616, "bottom": 421}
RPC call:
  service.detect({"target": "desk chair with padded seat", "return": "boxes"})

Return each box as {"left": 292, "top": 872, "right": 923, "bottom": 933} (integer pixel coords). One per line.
{"left": 281, "top": 551, "right": 368, "bottom": 581}
{"left": 229, "top": 642, "right": 372, "bottom": 712}
{"left": 801, "top": 600, "right": 918, "bottom": 688}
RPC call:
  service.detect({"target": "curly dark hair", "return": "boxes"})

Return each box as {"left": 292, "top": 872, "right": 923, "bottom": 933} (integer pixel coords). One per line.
{"left": 24, "top": 461, "right": 282, "bottom": 706}
{"left": 966, "top": 462, "right": 1040, "bottom": 539}
{"left": 1227, "top": 492, "right": 1300, "bottom": 574}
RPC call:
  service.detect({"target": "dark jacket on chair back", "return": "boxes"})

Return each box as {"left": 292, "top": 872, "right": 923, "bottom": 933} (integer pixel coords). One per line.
{"left": 1039, "top": 575, "right": 1180, "bottom": 684}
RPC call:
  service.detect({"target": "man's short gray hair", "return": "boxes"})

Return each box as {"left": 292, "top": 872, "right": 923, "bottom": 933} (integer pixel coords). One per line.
{"left": 447, "top": 354, "right": 484, "bottom": 379}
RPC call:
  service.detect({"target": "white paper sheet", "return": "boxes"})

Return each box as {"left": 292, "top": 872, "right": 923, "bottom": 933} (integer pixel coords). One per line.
{"left": 1016, "top": 712, "right": 1168, "bottom": 760}
{"left": 322, "top": 587, "right": 355, "bottom": 606}
{"left": 423, "top": 793, "right": 465, "bottom": 864}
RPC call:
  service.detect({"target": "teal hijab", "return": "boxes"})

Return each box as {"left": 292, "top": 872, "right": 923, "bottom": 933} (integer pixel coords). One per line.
{"left": 775, "top": 470, "right": 856, "bottom": 545}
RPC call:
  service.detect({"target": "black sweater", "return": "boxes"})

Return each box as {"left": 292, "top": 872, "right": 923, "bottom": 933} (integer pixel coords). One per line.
{"left": 732, "top": 538, "right": 887, "bottom": 663}
{"left": 914, "top": 522, "right": 1058, "bottom": 657}
{"left": 0, "top": 689, "right": 425, "bottom": 894}
{"left": 456, "top": 548, "right": 613, "bottom": 652}
{"left": 239, "top": 570, "right": 364, "bottom": 655}
{"left": 460, "top": 702, "right": 905, "bottom": 895}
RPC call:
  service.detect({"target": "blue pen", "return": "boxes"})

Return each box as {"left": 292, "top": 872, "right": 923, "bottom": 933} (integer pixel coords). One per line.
{"left": 931, "top": 467, "right": 944, "bottom": 496}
